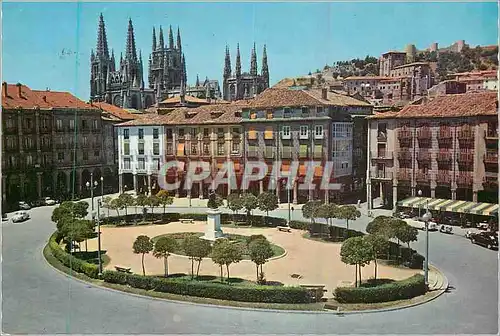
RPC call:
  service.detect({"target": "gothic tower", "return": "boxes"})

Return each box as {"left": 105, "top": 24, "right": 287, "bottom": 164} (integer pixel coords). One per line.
{"left": 90, "top": 13, "right": 112, "bottom": 102}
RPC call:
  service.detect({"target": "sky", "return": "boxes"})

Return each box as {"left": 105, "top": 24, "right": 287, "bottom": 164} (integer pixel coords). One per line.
{"left": 2, "top": 2, "right": 498, "bottom": 101}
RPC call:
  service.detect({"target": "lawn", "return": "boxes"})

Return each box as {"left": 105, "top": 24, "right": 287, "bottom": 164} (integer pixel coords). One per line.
{"left": 152, "top": 232, "right": 285, "bottom": 260}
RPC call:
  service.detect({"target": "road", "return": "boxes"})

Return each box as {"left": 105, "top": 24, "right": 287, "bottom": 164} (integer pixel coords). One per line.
{"left": 2, "top": 202, "right": 498, "bottom": 334}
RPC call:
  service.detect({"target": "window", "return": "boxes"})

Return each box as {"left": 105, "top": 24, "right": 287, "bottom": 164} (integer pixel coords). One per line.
{"left": 314, "top": 125, "right": 324, "bottom": 139}
{"left": 82, "top": 120, "right": 88, "bottom": 129}
{"left": 203, "top": 128, "right": 210, "bottom": 137}
{"left": 284, "top": 108, "right": 291, "bottom": 118}
{"left": 56, "top": 119, "right": 63, "bottom": 130}
{"left": 83, "top": 137, "right": 88, "bottom": 146}
{"left": 264, "top": 127, "right": 274, "bottom": 140}
{"left": 317, "top": 106, "right": 324, "bottom": 114}
{"left": 138, "top": 143, "right": 144, "bottom": 155}
{"left": 166, "top": 143, "right": 173, "bottom": 155}
{"left": 217, "top": 143, "right": 225, "bottom": 156}
{"left": 138, "top": 158, "right": 145, "bottom": 170}
{"left": 93, "top": 120, "right": 98, "bottom": 130}
{"left": 266, "top": 110, "right": 273, "bottom": 119}
{"left": 300, "top": 126, "right": 309, "bottom": 138}
{"left": 178, "top": 128, "right": 185, "bottom": 137}
{"left": 153, "top": 143, "right": 160, "bottom": 155}
{"left": 9, "top": 156, "right": 16, "bottom": 168}
{"left": 26, "top": 155, "right": 33, "bottom": 166}
{"left": 282, "top": 126, "right": 291, "bottom": 139}
{"left": 190, "top": 128, "right": 197, "bottom": 138}
{"left": 123, "top": 143, "right": 130, "bottom": 155}
{"left": 123, "top": 158, "right": 131, "bottom": 169}
{"left": 232, "top": 128, "right": 240, "bottom": 137}
{"left": 69, "top": 120, "right": 75, "bottom": 130}
{"left": 42, "top": 154, "right": 49, "bottom": 166}
{"left": 6, "top": 117, "right": 14, "bottom": 129}
{"left": 153, "top": 158, "right": 160, "bottom": 170}
{"left": 123, "top": 129, "right": 130, "bottom": 139}
{"left": 25, "top": 118, "right": 32, "bottom": 129}
{"left": 83, "top": 152, "right": 89, "bottom": 161}
{"left": 217, "top": 128, "right": 224, "bottom": 138}
{"left": 301, "top": 107, "right": 309, "bottom": 116}
{"left": 138, "top": 129, "right": 144, "bottom": 140}
{"left": 153, "top": 128, "right": 159, "bottom": 139}
{"left": 232, "top": 142, "right": 239, "bottom": 154}
{"left": 58, "top": 152, "right": 64, "bottom": 161}
{"left": 191, "top": 143, "right": 198, "bottom": 155}
{"left": 166, "top": 129, "right": 173, "bottom": 139}
{"left": 203, "top": 143, "right": 210, "bottom": 155}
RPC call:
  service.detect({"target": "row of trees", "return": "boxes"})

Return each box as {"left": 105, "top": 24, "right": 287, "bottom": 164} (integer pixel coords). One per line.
{"left": 102, "top": 190, "right": 173, "bottom": 220}
{"left": 132, "top": 234, "right": 274, "bottom": 284}
{"left": 340, "top": 215, "right": 419, "bottom": 287}
{"left": 302, "top": 201, "right": 361, "bottom": 238}
{"left": 226, "top": 192, "right": 279, "bottom": 224}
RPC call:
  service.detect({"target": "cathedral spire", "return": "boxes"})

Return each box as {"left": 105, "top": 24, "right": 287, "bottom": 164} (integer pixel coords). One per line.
{"left": 168, "top": 25, "right": 174, "bottom": 49}
{"left": 96, "top": 13, "right": 109, "bottom": 59}
{"left": 224, "top": 45, "right": 231, "bottom": 79}
{"left": 125, "top": 18, "right": 137, "bottom": 61}
{"left": 91, "top": 49, "right": 95, "bottom": 62}
{"left": 176, "top": 27, "right": 182, "bottom": 51}
{"left": 250, "top": 42, "right": 258, "bottom": 76}
{"left": 152, "top": 27, "right": 157, "bottom": 51}
{"left": 262, "top": 44, "right": 269, "bottom": 85}
{"left": 196, "top": 74, "right": 200, "bottom": 87}
{"left": 110, "top": 49, "right": 116, "bottom": 71}
{"left": 159, "top": 26, "right": 164, "bottom": 50}
{"left": 235, "top": 43, "right": 241, "bottom": 77}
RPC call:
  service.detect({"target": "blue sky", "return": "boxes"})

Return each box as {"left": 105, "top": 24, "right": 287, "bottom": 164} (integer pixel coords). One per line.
{"left": 2, "top": 2, "right": 498, "bottom": 101}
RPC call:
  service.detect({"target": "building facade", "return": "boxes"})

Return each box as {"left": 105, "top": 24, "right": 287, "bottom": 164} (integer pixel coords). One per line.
{"left": 366, "top": 91, "right": 498, "bottom": 211}
{"left": 222, "top": 44, "right": 269, "bottom": 101}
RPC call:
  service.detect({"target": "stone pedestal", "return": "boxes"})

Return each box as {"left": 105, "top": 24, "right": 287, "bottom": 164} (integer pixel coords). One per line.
{"left": 202, "top": 209, "right": 224, "bottom": 241}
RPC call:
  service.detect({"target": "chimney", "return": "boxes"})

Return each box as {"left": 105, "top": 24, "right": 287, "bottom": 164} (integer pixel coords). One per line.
{"left": 16, "top": 83, "right": 22, "bottom": 98}
{"left": 42, "top": 96, "right": 47, "bottom": 103}
{"left": 2, "top": 82, "right": 7, "bottom": 97}
{"left": 322, "top": 87, "right": 328, "bottom": 100}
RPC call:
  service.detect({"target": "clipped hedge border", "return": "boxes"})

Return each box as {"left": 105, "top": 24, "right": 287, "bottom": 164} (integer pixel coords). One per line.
{"left": 47, "top": 233, "right": 100, "bottom": 279}
{"left": 334, "top": 274, "right": 426, "bottom": 303}
{"left": 102, "top": 270, "right": 313, "bottom": 304}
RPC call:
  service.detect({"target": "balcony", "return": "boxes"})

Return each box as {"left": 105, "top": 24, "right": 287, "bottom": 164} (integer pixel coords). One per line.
{"left": 458, "top": 152, "right": 474, "bottom": 163}
{"left": 456, "top": 173, "right": 473, "bottom": 186}
{"left": 415, "top": 171, "right": 429, "bottom": 183}
{"left": 483, "top": 173, "right": 498, "bottom": 190}
{"left": 436, "top": 172, "right": 452, "bottom": 185}
{"left": 484, "top": 150, "right": 498, "bottom": 164}
{"left": 457, "top": 128, "right": 475, "bottom": 140}
{"left": 438, "top": 128, "right": 453, "bottom": 140}
{"left": 397, "top": 150, "right": 412, "bottom": 161}
{"left": 485, "top": 129, "right": 499, "bottom": 140}
{"left": 397, "top": 129, "right": 412, "bottom": 139}
{"left": 436, "top": 150, "right": 453, "bottom": 162}
{"left": 417, "top": 150, "right": 431, "bottom": 162}
{"left": 371, "top": 170, "right": 393, "bottom": 180}
{"left": 397, "top": 170, "right": 412, "bottom": 182}
{"left": 372, "top": 151, "right": 393, "bottom": 160}
{"left": 417, "top": 128, "right": 432, "bottom": 140}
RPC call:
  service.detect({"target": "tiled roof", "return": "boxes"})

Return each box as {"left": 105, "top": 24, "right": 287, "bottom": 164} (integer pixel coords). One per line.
{"left": 33, "top": 90, "right": 97, "bottom": 110}
{"left": 245, "top": 88, "right": 322, "bottom": 108}
{"left": 369, "top": 91, "right": 498, "bottom": 119}
{"left": 382, "top": 50, "right": 406, "bottom": 55}
{"left": 116, "top": 102, "right": 245, "bottom": 127}
{"left": 450, "top": 70, "right": 498, "bottom": 77}
{"left": 160, "top": 95, "right": 210, "bottom": 104}
{"left": 92, "top": 102, "right": 137, "bottom": 120}
{"left": 304, "top": 89, "right": 372, "bottom": 107}
{"left": 2, "top": 83, "right": 51, "bottom": 109}
{"left": 392, "top": 62, "right": 430, "bottom": 69}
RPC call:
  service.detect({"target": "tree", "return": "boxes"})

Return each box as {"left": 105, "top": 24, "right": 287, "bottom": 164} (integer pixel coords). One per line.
{"left": 257, "top": 192, "right": 279, "bottom": 225}
{"left": 135, "top": 194, "right": 148, "bottom": 219}
{"left": 147, "top": 195, "right": 160, "bottom": 220}
{"left": 133, "top": 235, "right": 154, "bottom": 276}
{"left": 364, "top": 234, "right": 389, "bottom": 280}
{"left": 210, "top": 239, "right": 243, "bottom": 281}
{"left": 340, "top": 236, "right": 373, "bottom": 287}
{"left": 156, "top": 189, "right": 173, "bottom": 218}
{"left": 108, "top": 198, "right": 122, "bottom": 218}
{"left": 102, "top": 196, "right": 113, "bottom": 217}
{"left": 182, "top": 236, "right": 212, "bottom": 279}
{"left": 118, "top": 193, "right": 134, "bottom": 217}
{"left": 241, "top": 193, "right": 258, "bottom": 222}
{"left": 52, "top": 201, "right": 90, "bottom": 247}
{"left": 248, "top": 238, "right": 274, "bottom": 283}
{"left": 395, "top": 223, "right": 418, "bottom": 249}
{"left": 302, "top": 200, "right": 323, "bottom": 235}
{"left": 337, "top": 205, "right": 361, "bottom": 238}
{"left": 227, "top": 193, "right": 243, "bottom": 221}
{"left": 207, "top": 192, "right": 224, "bottom": 209}
{"left": 153, "top": 236, "right": 179, "bottom": 277}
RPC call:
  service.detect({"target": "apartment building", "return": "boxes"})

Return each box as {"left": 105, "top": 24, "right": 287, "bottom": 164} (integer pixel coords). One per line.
{"left": 366, "top": 91, "right": 498, "bottom": 211}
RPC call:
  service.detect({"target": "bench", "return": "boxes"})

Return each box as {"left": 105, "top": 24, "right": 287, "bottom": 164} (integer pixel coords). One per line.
{"left": 299, "top": 285, "right": 326, "bottom": 302}
{"left": 277, "top": 226, "right": 291, "bottom": 232}
{"left": 115, "top": 265, "right": 132, "bottom": 273}
{"left": 179, "top": 218, "right": 194, "bottom": 224}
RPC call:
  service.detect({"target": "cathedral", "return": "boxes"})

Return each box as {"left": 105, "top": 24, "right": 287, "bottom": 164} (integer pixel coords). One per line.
{"left": 223, "top": 44, "right": 269, "bottom": 101}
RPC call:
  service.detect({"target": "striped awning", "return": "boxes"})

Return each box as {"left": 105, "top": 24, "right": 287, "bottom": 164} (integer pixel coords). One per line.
{"left": 397, "top": 197, "right": 499, "bottom": 216}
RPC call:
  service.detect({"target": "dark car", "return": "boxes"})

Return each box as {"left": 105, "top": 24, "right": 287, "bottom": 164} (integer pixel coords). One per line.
{"left": 470, "top": 232, "right": 498, "bottom": 249}
{"left": 18, "top": 201, "right": 31, "bottom": 210}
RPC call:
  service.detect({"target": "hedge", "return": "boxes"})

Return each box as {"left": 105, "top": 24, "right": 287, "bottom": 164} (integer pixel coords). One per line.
{"left": 334, "top": 274, "right": 426, "bottom": 303}
{"left": 47, "top": 233, "right": 100, "bottom": 279}
{"left": 102, "top": 270, "right": 312, "bottom": 304}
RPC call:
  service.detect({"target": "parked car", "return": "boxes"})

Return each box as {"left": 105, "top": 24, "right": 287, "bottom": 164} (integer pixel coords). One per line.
{"left": 11, "top": 211, "right": 30, "bottom": 223}
{"left": 43, "top": 197, "right": 57, "bottom": 206}
{"left": 2, "top": 213, "right": 8, "bottom": 221}
{"left": 18, "top": 201, "right": 31, "bottom": 210}
{"left": 470, "top": 231, "right": 498, "bottom": 249}
{"left": 439, "top": 225, "right": 453, "bottom": 234}
{"left": 414, "top": 220, "right": 438, "bottom": 231}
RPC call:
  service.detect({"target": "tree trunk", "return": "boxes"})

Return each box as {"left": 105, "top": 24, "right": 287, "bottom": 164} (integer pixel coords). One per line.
{"left": 255, "top": 264, "right": 259, "bottom": 282}
{"left": 226, "top": 264, "right": 230, "bottom": 281}
{"left": 374, "top": 258, "right": 378, "bottom": 280}
{"left": 85, "top": 240, "right": 88, "bottom": 252}
{"left": 164, "top": 257, "right": 168, "bottom": 277}
{"left": 191, "top": 258, "right": 194, "bottom": 279}
{"left": 355, "top": 264, "right": 358, "bottom": 287}
{"left": 358, "top": 263, "right": 362, "bottom": 286}
{"left": 220, "top": 265, "right": 224, "bottom": 282}
{"left": 163, "top": 205, "right": 166, "bottom": 219}
{"left": 141, "top": 253, "right": 146, "bottom": 276}
{"left": 196, "top": 259, "right": 202, "bottom": 278}
{"left": 346, "top": 219, "right": 349, "bottom": 238}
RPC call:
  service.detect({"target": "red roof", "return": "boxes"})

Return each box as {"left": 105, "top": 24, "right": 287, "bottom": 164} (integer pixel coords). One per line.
{"left": 32, "top": 90, "right": 97, "bottom": 110}
{"left": 92, "top": 102, "right": 137, "bottom": 120}
{"left": 370, "top": 91, "right": 498, "bottom": 119}
{"left": 1, "top": 83, "right": 51, "bottom": 109}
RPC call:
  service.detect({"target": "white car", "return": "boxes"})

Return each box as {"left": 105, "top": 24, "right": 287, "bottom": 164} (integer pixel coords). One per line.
{"left": 44, "top": 197, "right": 57, "bottom": 206}
{"left": 11, "top": 211, "right": 30, "bottom": 223}
{"left": 412, "top": 220, "right": 438, "bottom": 231}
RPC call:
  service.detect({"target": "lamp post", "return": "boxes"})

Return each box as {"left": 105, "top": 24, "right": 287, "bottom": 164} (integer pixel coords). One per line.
{"left": 281, "top": 179, "right": 291, "bottom": 227}
{"left": 418, "top": 189, "right": 423, "bottom": 219}
{"left": 100, "top": 176, "right": 104, "bottom": 203}
{"left": 85, "top": 175, "right": 98, "bottom": 214}
{"left": 96, "top": 199, "right": 103, "bottom": 276}
{"left": 422, "top": 208, "right": 432, "bottom": 286}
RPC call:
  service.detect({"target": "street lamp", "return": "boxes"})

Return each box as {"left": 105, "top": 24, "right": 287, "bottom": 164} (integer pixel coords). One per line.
{"left": 418, "top": 189, "right": 423, "bottom": 219}
{"left": 422, "top": 208, "right": 432, "bottom": 286}
{"left": 281, "top": 179, "right": 291, "bottom": 227}
{"left": 100, "top": 176, "right": 104, "bottom": 202}
{"left": 85, "top": 176, "right": 99, "bottom": 213}
{"left": 96, "top": 199, "right": 103, "bottom": 277}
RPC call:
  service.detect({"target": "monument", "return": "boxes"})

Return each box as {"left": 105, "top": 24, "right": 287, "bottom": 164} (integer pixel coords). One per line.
{"left": 202, "top": 191, "right": 224, "bottom": 241}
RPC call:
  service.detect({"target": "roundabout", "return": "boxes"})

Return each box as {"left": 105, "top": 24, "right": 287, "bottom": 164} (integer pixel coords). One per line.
{"left": 2, "top": 200, "right": 498, "bottom": 334}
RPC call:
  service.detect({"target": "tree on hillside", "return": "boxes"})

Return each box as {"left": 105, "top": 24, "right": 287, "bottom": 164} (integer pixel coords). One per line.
{"left": 156, "top": 190, "right": 173, "bottom": 218}
{"left": 248, "top": 238, "right": 274, "bottom": 284}
{"left": 337, "top": 205, "right": 361, "bottom": 238}
{"left": 340, "top": 236, "right": 373, "bottom": 287}
{"left": 153, "top": 236, "right": 179, "bottom": 277}
{"left": 182, "top": 236, "right": 212, "bottom": 279}
{"left": 363, "top": 234, "right": 389, "bottom": 280}
{"left": 257, "top": 192, "right": 279, "bottom": 225}
{"left": 132, "top": 235, "right": 154, "bottom": 276}
{"left": 210, "top": 238, "right": 243, "bottom": 281}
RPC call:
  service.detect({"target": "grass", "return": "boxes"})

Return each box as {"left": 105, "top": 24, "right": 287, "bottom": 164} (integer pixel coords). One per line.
{"left": 152, "top": 232, "right": 286, "bottom": 260}
{"left": 150, "top": 273, "right": 273, "bottom": 287}
{"left": 73, "top": 251, "right": 111, "bottom": 268}
{"left": 301, "top": 232, "right": 346, "bottom": 243}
